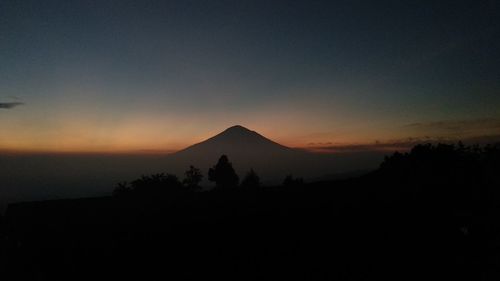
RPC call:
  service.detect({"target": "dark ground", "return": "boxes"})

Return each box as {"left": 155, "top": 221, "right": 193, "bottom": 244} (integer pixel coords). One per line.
{"left": 1, "top": 143, "right": 499, "bottom": 280}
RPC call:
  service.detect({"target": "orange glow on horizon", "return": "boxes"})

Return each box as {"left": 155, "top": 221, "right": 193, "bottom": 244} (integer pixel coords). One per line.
{"left": 0, "top": 129, "right": 376, "bottom": 155}
{"left": 2, "top": 110, "right": 497, "bottom": 154}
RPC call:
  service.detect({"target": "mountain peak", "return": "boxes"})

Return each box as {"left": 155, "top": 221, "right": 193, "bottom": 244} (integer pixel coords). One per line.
{"left": 175, "top": 125, "right": 291, "bottom": 156}
{"left": 224, "top": 125, "right": 252, "bottom": 133}
{"left": 216, "top": 125, "right": 262, "bottom": 139}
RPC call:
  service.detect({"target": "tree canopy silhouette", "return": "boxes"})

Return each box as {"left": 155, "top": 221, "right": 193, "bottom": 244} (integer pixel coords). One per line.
{"left": 208, "top": 155, "right": 239, "bottom": 188}
{"left": 183, "top": 165, "right": 203, "bottom": 190}
{"left": 113, "top": 173, "right": 185, "bottom": 197}
{"left": 131, "top": 173, "right": 182, "bottom": 193}
{"left": 112, "top": 182, "right": 131, "bottom": 197}
{"left": 283, "top": 174, "right": 304, "bottom": 187}
{"left": 377, "top": 142, "right": 500, "bottom": 203}
{"left": 241, "top": 169, "right": 261, "bottom": 188}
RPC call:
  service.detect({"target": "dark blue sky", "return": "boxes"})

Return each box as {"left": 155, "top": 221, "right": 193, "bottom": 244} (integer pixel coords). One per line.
{"left": 1, "top": 0, "right": 499, "bottom": 152}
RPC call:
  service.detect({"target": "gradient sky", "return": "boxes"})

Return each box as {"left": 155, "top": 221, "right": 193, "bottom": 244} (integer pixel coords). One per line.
{"left": 1, "top": 0, "right": 499, "bottom": 153}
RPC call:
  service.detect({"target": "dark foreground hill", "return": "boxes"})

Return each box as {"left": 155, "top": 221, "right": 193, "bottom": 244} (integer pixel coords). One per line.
{"left": 1, "top": 143, "right": 499, "bottom": 281}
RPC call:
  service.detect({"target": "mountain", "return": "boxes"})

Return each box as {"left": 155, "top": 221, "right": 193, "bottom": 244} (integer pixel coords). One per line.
{"left": 175, "top": 125, "right": 292, "bottom": 158}
{"left": 167, "top": 125, "right": 299, "bottom": 181}
{"left": 164, "top": 125, "right": 383, "bottom": 184}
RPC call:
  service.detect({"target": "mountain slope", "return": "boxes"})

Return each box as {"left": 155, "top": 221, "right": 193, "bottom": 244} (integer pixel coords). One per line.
{"left": 175, "top": 125, "right": 292, "bottom": 157}
{"left": 166, "top": 126, "right": 300, "bottom": 181}
{"left": 163, "top": 125, "right": 381, "bottom": 184}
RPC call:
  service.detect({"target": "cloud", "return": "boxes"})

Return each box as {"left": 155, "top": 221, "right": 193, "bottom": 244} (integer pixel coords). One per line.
{"left": 0, "top": 102, "right": 24, "bottom": 109}
{"left": 307, "top": 142, "right": 332, "bottom": 146}
{"left": 308, "top": 138, "right": 431, "bottom": 153}
{"left": 303, "top": 118, "right": 500, "bottom": 153}
{"left": 307, "top": 134, "right": 500, "bottom": 153}
{"left": 404, "top": 118, "right": 500, "bottom": 135}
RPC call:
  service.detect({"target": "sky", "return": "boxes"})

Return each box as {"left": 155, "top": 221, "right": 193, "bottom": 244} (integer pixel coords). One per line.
{"left": 1, "top": 0, "right": 499, "bottom": 153}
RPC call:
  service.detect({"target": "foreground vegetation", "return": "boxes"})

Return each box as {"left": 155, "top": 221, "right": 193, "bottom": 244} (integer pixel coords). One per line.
{"left": 1, "top": 143, "right": 499, "bottom": 281}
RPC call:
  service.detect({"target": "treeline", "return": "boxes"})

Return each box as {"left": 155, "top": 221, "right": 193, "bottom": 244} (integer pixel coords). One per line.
{"left": 379, "top": 142, "right": 500, "bottom": 182}
{"left": 114, "top": 142, "right": 500, "bottom": 198}
{"left": 371, "top": 142, "right": 500, "bottom": 206}
{"left": 113, "top": 154, "right": 304, "bottom": 197}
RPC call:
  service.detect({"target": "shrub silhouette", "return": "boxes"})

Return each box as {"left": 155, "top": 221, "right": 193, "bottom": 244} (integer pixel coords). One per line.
{"left": 112, "top": 182, "right": 131, "bottom": 197}
{"left": 113, "top": 173, "right": 190, "bottom": 198}
{"left": 283, "top": 174, "right": 304, "bottom": 187}
{"left": 241, "top": 169, "right": 261, "bottom": 188}
{"left": 183, "top": 165, "right": 203, "bottom": 190}
{"left": 131, "top": 173, "right": 182, "bottom": 193}
{"left": 208, "top": 155, "right": 239, "bottom": 188}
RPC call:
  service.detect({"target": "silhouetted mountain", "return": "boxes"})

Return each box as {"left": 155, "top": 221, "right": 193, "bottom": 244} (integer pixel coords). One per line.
{"left": 166, "top": 125, "right": 379, "bottom": 183}
{"left": 177, "top": 125, "right": 292, "bottom": 156}
{"left": 172, "top": 125, "right": 293, "bottom": 165}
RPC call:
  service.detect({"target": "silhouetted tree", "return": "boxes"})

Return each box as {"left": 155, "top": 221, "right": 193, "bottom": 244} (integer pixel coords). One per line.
{"left": 112, "top": 182, "right": 131, "bottom": 197}
{"left": 183, "top": 165, "right": 203, "bottom": 190}
{"left": 131, "top": 173, "right": 182, "bottom": 194}
{"left": 283, "top": 174, "right": 304, "bottom": 187}
{"left": 241, "top": 169, "right": 261, "bottom": 188}
{"left": 208, "top": 155, "right": 239, "bottom": 188}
